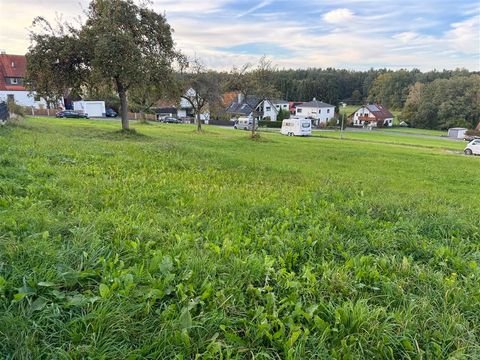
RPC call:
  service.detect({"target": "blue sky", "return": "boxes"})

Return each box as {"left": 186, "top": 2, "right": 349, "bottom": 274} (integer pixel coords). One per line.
{"left": 1, "top": 0, "right": 479, "bottom": 70}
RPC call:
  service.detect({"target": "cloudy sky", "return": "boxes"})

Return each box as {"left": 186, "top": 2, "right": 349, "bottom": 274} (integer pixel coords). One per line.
{"left": 1, "top": 0, "right": 479, "bottom": 71}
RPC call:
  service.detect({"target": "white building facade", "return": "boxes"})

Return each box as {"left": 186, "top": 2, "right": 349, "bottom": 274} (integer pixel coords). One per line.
{"left": 350, "top": 104, "right": 393, "bottom": 127}
{"left": 295, "top": 98, "right": 335, "bottom": 126}
{"left": 0, "top": 53, "right": 49, "bottom": 109}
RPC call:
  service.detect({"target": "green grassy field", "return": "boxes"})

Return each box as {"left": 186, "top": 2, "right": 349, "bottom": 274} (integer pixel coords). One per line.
{"left": 381, "top": 128, "right": 448, "bottom": 137}
{"left": 1, "top": 117, "right": 479, "bottom": 359}
{"left": 316, "top": 129, "right": 463, "bottom": 151}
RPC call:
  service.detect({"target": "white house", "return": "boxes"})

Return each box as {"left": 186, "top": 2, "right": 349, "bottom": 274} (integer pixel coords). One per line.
{"left": 254, "top": 99, "right": 289, "bottom": 122}
{"left": 295, "top": 98, "right": 335, "bottom": 126}
{"left": 180, "top": 88, "right": 209, "bottom": 120}
{"left": 350, "top": 104, "right": 394, "bottom": 127}
{"left": 0, "top": 53, "right": 48, "bottom": 109}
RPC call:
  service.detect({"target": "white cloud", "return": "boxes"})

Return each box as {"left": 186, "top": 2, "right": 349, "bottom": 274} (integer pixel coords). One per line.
{"left": 152, "top": 0, "right": 230, "bottom": 14}
{"left": 236, "top": 1, "right": 273, "bottom": 18}
{"left": 323, "top": 8, "right": 355, "bottom": 24}
{"left": 392, "top": 32, "right": 419, "bottom": 43}
{"left": 0, "top": 0, "right": 478, "bottom": 71}
{"left": 445, "top": 15, "right": 480, "bottom": 54}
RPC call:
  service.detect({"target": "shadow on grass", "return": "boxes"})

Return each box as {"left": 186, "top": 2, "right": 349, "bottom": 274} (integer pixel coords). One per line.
{"left": 87, "top": 128, "right": 153, "bottom": 142}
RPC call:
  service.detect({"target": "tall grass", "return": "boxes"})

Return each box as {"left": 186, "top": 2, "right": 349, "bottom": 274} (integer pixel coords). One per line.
{"left": 0, "top": 117, "right": 479, "bottom": 358}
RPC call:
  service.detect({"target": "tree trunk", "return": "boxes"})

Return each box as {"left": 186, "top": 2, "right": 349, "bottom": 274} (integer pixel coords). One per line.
{"left": 117, "top": 82, "right": 129, "bottom": 130}
{"left": 196, "top": 112, "right": 201, "bottom": 131}
{"left": 139, "top": 109, "right": 146, "bottom": 123}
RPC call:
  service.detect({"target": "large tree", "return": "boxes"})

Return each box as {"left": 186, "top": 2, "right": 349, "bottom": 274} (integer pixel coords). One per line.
{"left": 179, "top": 59, "right": 223, "bottom": 132}
{"left": 27, "top": 0, "right": 181, "bottom": 130}
{"left": 26, "top": 18, "right": 87, "bottom": 109}
{"left": 229, "top": 57, "right": 280, "bottom": 138}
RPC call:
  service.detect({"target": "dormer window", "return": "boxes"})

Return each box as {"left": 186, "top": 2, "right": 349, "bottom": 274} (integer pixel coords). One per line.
{"left": 11, "top": 78, "right": 18, "bottom": 84}
{"left": 11, "top": 61, "right": 15, "bottom": 68}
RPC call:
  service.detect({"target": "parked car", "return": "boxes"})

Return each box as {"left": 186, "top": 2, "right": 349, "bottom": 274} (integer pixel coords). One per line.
{"left": 105, "top": 108, "right": 118, "bottom": 117}
{"left": 464, "top": 139, "right": 480, "bottom": 155}
{"left": 464, "top": 134, "right": 480, "bottom": 142}
{"left": 56, "top": 110, "right": 89, "bottom": 119}
{"left": 163, "top": 117, "right": 180, "bottom": 123}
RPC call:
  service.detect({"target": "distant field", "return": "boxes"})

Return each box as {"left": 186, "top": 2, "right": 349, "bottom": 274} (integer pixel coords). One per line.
{"left": 316, "top": 128, "right": 463, "bottom": 151}
{"left": 1, "top": 117, "right": 479, "bottom": 359}
{"left": 382, "top": 127, "right": 448, "bottom": 137}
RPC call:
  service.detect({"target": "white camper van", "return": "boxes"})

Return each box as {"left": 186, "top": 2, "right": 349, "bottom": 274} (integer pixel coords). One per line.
{"left": 281, "top": 118, "right": 312, "bottom": 136}
{"left": 234, "top": 117, "right": 257, "bottom": 131}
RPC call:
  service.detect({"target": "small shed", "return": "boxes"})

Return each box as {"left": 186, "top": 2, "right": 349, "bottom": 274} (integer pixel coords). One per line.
{"left": 447, "top": 127, "right": 468, "bottom": 139}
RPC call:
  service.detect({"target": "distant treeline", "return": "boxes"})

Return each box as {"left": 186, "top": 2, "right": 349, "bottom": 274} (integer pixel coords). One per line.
{"left": 263, "top": 68, "right": 479, "bottom": 129}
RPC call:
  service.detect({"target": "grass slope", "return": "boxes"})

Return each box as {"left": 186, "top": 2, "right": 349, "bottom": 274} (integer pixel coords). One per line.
{"left": 1, "top": 117, "right": 479, "bottom": 359}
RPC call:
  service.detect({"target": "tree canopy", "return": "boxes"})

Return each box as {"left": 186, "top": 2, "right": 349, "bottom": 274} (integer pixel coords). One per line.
{"left": 27, "top": 0, "right": 182, "bottom": 129}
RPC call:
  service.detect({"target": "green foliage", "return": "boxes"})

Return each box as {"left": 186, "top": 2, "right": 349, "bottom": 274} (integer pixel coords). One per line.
{"left": 27, "top": 0, "right": 181, "bottom": 130}
{"left": 368, "top": 70, "right": 417, "bottom": 110}
{"left": 258, "top": 120, "right": 282, "bottom": 128}
{"left": 403, "top": 75, "right": 480, "bottom": 130}
{"left": 6, "top": 101, "right": 26, "bottom": 117}
{"left": 277, "top": 108, "right": 290, "bottom": 122}
{"left": 0, "top": 117, "right": 479, "bottom": 359}
{"left": 327, "top": 117, "right": 338, "bottom": 127}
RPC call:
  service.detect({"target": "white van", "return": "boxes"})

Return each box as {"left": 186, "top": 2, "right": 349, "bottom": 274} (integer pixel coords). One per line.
{"left": 281, "top": 118, "right": 312, "bottom": 136}
{"left": 234, "top": 117, "right": 257, "bottom": 130}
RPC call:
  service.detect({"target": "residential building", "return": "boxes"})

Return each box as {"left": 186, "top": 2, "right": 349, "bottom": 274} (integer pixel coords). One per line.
{"left": 225, "top": 93, "right": 259, "bottom": 118}
{"left": 295, "top": 98, "right": 335, "bottom": 126}
{"left": 254, "top": 99, "right": 289, "bottom": 122}
{"left": 0, "top": 52, "right": 47, "bottom": 108}
{"left": 289, "top": 101, "right": 303, "bottom": 115}
{"left": 350, "top": 104, "right": 394, "bottom": 127}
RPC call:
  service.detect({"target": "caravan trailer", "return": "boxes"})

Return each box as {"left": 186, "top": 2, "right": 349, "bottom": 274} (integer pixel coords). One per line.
{"left": 281, "top": 118, "right": 312, "bottom": 136}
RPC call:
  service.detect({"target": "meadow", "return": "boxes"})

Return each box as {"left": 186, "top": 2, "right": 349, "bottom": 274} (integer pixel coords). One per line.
{"left": 0, "top": 117, "right": 479, "bottom": 359}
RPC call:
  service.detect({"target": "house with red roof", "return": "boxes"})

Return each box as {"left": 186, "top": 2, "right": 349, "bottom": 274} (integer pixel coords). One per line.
{"left": 0, "top": 52, "right": 46, "bottom": 108}
{"left": 349, "top": 104, "right": 394, "bottom": 127}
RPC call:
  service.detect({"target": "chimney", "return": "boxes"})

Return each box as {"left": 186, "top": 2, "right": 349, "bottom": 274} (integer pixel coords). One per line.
{"left": 0, "top": 50, "right": 6, "bottom": 55}
{"left": 238, "top": 92, "right": 244, "bottom": 104}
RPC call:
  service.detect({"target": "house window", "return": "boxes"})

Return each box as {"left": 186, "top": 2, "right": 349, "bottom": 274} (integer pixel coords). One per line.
{"left": 327, "top": 109, "right": 330, "bottom": 113}
{"left": 319, "top": 109, "right": 321, "bottom": 114}
{"left": 7, "top": 94, "right": 14, "bottom": 102}
{"left": 266, "top": 106, "right": 271, "bottom": 111}
{"left": 34, "top": 95, "right": 41, "bottom": 101}
{"left": 297, "top": 108, "right": 302, "bottom": 113}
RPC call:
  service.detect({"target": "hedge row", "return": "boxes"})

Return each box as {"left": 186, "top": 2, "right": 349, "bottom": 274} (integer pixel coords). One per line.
{"left": 258, "top": 120, "right": 282, "bottom": 128}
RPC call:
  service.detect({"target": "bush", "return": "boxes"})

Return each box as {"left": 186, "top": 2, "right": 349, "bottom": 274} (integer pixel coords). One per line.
{"left": 327, "top": 117, "right": 338, "bottom": 127}
{"left": 258, "top": 120, "right": 282, "bottom": 128}
{"left": 465, "top": 129, "right": 480, "bottom": 136}
{"left": 7, "top": 101, "right": 25, "bottom": 118}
